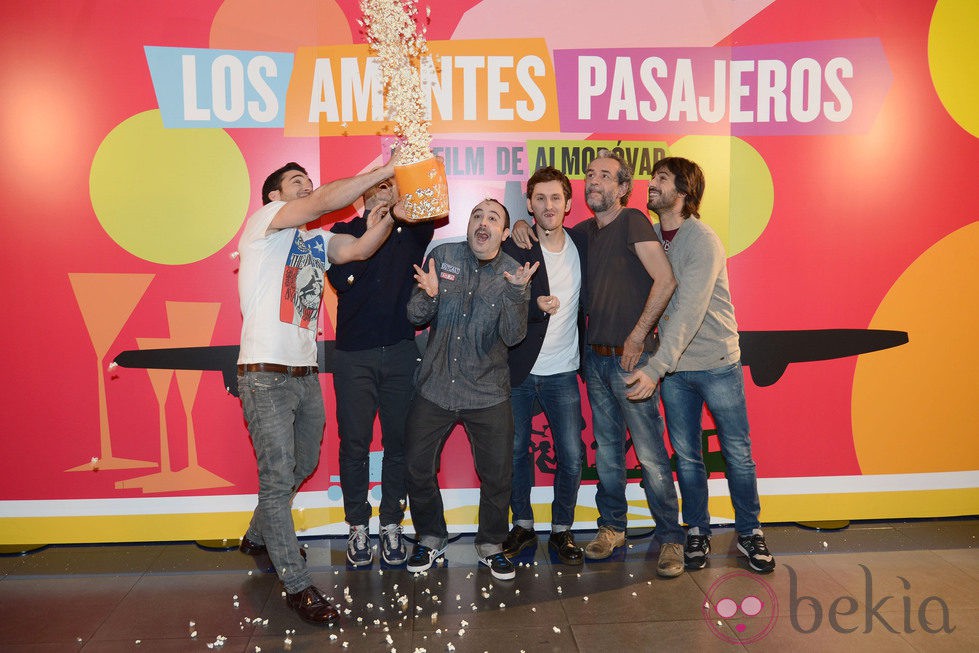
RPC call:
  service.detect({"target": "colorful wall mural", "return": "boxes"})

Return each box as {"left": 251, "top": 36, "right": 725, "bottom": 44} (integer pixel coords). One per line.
{"left": 1, "top": 0, "right": 976, "bottom": 545}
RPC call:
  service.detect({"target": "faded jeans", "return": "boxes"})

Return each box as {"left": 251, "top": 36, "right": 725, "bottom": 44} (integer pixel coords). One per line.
{"left": 239, "top": 371, "right": 324, "bottom": 594}
{"left": 582, "top": 348, "right": 683, "bottom": 544}
{"left": 661, "top": 361, "right": 761, "bottom": 537}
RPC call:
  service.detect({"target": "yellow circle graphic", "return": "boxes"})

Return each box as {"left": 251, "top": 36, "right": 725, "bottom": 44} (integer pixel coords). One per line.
{"left": 90, "top": 110, "right": 249, "bottom": 265}
{"left": 852, "top": 221, "right": 979, "bottom": 473}
{"left": 929, "top": 0, "right": 979, "bottom": 138}
{"left": 667, "top": 136, "right": 773, "bottom": 257}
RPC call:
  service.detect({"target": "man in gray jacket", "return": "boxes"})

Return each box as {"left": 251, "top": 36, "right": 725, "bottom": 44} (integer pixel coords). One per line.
{"left": 640, "top": 157, "right": 776, "bottom": 574}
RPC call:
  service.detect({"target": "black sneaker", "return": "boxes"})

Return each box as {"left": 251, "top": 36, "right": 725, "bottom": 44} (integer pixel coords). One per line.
{"left": 406, "top": 544, "right": 446, "bottom": 573}
{"left": 737, "top": 531, "right": 776, "bottom": 573}
{"left": 684, "top": 533, "right": 710, "bottom": 570}
{"left": 502, "top": 525, "right": 538, "bottom": 558}
{"left": 479, "top": 551, "right": 516, "bottom": 580}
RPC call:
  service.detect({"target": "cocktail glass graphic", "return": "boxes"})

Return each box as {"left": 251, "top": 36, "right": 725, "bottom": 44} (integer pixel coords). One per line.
{"left": 67, "top": 273, "right": 157, "bottom": 472}
{"left": 116, "top": 302, "right": 232, "bottom": 492}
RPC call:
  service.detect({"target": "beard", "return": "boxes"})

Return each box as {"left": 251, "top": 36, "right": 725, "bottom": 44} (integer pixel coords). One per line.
{"left": 586, "top": 189, "right": 616, "bottom": 213}
{"left": 647, "top": 188, "right": 678, "bottom": 214}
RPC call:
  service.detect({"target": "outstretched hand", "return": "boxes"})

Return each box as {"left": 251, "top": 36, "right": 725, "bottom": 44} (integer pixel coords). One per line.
{"left": 503, "top": 261, "right": 540, "bottom": 286}
{"left": 413, "top": 259, "right": 439, "bottom": 297}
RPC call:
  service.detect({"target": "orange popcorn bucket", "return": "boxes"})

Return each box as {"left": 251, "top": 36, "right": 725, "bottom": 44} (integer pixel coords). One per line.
{"left": 394, "top": 156, "right": 450, "bottom": 222}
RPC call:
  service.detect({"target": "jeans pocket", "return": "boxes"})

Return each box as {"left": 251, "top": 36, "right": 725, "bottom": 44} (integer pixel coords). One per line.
{"left": 250, "top": 371, "right": 289, "bottom": 389}
{"left": 706, "top": 361, "right": 740, "bottom": 376}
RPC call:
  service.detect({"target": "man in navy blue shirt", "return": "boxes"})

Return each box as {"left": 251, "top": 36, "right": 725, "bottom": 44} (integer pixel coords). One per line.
{"left": 327, "top": 177, "right": 434, "bottom": 567}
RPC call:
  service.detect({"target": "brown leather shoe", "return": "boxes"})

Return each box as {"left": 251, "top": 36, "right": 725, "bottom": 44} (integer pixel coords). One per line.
{"left": 239, "top": 535, "right": 306, "bottom": 559}
{"left": 286, "top": 585, "right": 339, "bottom": 625}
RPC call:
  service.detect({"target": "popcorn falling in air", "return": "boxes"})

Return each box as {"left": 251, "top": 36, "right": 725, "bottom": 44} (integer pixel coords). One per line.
{"left": 359, "top": 0, "right": 433, "bottom": 163}
{"left": 230, "top": 251, "right": 240, "bottom": 259}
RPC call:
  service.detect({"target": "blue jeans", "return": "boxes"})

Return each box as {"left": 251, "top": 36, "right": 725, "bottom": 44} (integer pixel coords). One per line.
{"left": 510, "top": 370, "right": 585, "bottom": 529}
{"left": 661, "top": 361, "right": 761, "bottom": 537}
{"left": 334, "top": 340, "right": 419, "bottom": 527}
{"left": 582, "top": 348, "right": 683, "bottom": 543}
{"left": 238, "top": 371, "right": 324, "bottom": 594}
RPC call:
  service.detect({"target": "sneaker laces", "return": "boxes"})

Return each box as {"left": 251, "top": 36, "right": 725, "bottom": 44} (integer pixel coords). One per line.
{"left": 382, "top": 525, "right": 402, "bottom": 549}
{"left": 748, "top": 535, "right": 770, "bottom": 555}
{"left": 687, "top": 534, "right": 707, "bottom": 551}
{"left": 349, "top": 527, "right": 368, "bottom": 549}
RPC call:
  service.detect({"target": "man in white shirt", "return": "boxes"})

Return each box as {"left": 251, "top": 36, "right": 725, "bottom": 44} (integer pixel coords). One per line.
{"left": 236, "top": 158, "right": 401, "bottom": 625}
{"left": 501, "top": 167, "right": 589, "bottom": 566}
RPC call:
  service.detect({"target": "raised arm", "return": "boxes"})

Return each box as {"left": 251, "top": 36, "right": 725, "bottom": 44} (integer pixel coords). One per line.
{"left": 270, "top": 159, "right": 396, "bottom": 231}
{"left": 327, "top": 204, "right": 398, "bottom": 265}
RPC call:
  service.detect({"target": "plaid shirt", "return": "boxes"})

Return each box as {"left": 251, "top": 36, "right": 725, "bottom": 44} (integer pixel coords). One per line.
{"left": 407, "top": 242, "right": 530, "bottom": 410}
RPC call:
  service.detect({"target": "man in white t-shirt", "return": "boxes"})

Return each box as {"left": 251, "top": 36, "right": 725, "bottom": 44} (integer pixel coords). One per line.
{"left": 236, "top": 159, "right": 401, "bottom": 625}
{"left": 501, "top": 167, "right": 589, "bottom": 566}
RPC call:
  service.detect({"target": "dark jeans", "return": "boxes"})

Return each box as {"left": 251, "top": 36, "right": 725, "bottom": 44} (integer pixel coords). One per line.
{"left": 510, "top": 370, "right": 585, "bottom": 529}
{"left": 406, "top": 395, "right": 514, "bottom": 557}
{"left": 334, "top": 340, "right": 419, "bottom": 527}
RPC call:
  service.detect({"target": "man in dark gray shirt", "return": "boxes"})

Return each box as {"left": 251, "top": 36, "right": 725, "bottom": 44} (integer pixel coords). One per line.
{"left": 404, "top": 198, "right": 538, "bottom": 581}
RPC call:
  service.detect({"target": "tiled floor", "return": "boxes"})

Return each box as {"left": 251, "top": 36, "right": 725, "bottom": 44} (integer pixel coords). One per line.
{"left": 0, "top": 518, "right": 975, "bottom": 651}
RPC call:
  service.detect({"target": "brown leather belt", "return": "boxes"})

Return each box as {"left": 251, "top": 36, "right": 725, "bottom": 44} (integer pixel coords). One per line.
{"left": 590, "top": 344, "right": 624, "bottom": 356}
{"left": 237, "top": 363, "right": 318, "bottom": 377}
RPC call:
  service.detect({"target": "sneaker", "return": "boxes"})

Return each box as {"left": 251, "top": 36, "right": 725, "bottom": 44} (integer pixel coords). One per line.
{"left": 584, "top": 526, "right": 626, "bottom": 560}
{"left": 479, "top": 552, "right": 516, "bottom": 580}
{"left": 502, "top": 525, "right": 538, "bottom": 558}
{"left": 346, "top": 525, "right": 372, "bottom": 566}
{"left": 406, "top": 544, "right": 446, "bottom": 573}
{"left": 684, "top": 533, "right": 711, "bottom": 570}
{"left": 657, "top": 542, "right": 685, "bottom": 578}
{"left": 548, "top": 530, "right": 584, "bottom": 566}
{"left": 737, "top": 530, "right": 776, "bottom": 573}
{"left": 380, "top": 523, "right": 407, "bottom": 565}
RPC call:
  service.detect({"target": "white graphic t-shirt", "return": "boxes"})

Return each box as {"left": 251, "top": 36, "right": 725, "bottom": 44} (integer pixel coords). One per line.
{"left": 237, "top": 201, "right": 333, "bottom": 366}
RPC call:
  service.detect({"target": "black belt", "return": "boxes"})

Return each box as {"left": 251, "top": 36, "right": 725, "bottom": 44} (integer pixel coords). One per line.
{"left": 590, "top": 344, "right": 624, "bottom": 356}
{"left": 237, "top": 363, "right": 318, "bottom": 377}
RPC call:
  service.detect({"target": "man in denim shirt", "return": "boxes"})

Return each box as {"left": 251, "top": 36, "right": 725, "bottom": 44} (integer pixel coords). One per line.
{"left": 403, "top": 199, "right": 538, "bottom": 580}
